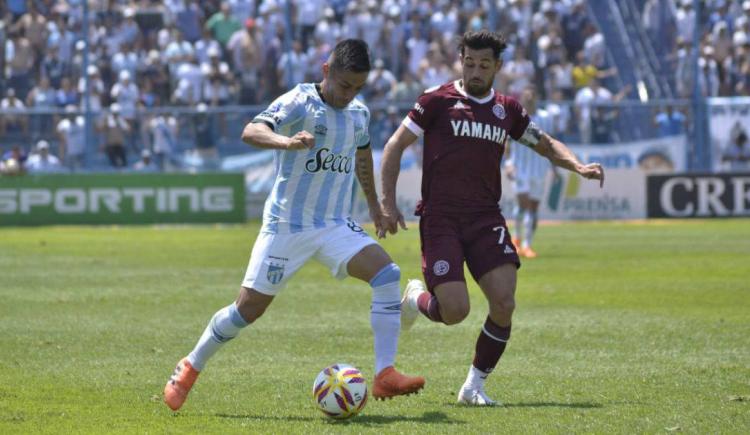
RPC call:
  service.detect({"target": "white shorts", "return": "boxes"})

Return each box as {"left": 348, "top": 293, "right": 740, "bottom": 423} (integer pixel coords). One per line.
{"left": 513, "top": 176, "right": 545, "bottom": 201}
{"left": 242, "top": 219, "right": 378, "bottom": 295}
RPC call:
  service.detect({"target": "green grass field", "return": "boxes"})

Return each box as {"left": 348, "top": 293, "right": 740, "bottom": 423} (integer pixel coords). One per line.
{"left": 1, "top": 220, "right": 749, "bottom": 434}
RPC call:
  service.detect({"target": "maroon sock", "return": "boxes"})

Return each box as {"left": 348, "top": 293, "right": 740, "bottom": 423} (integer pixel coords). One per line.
{"left": 416, "top": 292, "right": 444, "bottom": 323}
{"left": 472, "top": 317, "right": 511, "bottom": 373}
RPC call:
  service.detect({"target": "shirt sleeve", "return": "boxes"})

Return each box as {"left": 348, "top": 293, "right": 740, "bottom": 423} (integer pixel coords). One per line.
{"left": 356, "top": 107, "right": 371, "bottom": 149}
{"left": 252, "top": 85, "right": 306, "bottom": 131}
{"left": 506, "top": 97, "right": 532, "bottom": 141}
{"left": 403, "top": 88, "right": 441, "bottom": 137}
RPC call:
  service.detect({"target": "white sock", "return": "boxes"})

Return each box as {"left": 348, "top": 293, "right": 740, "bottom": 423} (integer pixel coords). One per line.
{"left": 463, "top": 365, "right": 490, "bottom": 390}
{"left": 187, "top": 303, "right": 248, "bottom": 371}
{"left": 369, "top": 264, "right": 402, "bottom": 375}
{"left": 522, "top": 209, "right": 536, "bottom": 249}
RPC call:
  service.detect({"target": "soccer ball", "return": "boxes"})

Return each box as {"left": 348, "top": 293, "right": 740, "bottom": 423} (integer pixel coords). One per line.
{"left": 312, "top": 363, "right": 368, "bottom": 419}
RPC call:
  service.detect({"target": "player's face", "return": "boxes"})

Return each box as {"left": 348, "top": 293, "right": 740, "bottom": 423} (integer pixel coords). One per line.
{"left": 322, "top": 64, "right": 369, "bottom": 109}
{"left": 460, "top": 47, "right": 502, "bottom": 97}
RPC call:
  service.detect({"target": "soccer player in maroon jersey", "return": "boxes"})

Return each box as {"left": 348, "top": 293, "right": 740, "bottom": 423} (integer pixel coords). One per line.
{"left": 379, "top": 31, "right": 605, "bottom": 406}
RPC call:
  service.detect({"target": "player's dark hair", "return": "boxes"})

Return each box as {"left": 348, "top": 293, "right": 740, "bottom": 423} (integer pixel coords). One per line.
{"left": 330, "top": 39, "right": 371, "bottom": 73}
{"left": 459, "top": 31, "right": 508, "bottom": 60}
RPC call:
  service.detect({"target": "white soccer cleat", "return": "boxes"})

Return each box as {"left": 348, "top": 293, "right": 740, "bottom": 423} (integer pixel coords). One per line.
{"left": 457, "top": 385, "right": 499, "bottom": 406}
{"left": 400, "top": 279, "right": 424, "bottom": 331}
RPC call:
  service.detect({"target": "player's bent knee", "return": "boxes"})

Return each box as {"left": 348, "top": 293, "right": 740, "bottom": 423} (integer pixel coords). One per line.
{"left": 441, "top": 302, "right": 470, "bottom": 325}
{"left": 490, "top": 296, "right": 516, "bottom": 315}
{"left": 236, "top": 287, "right": 274, "bottom": 324}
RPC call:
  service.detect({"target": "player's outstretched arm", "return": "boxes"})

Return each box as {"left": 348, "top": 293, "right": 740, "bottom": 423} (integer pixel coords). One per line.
{"left": 522, "top": 125, "right": 605, "bottom": 188}
{"left": 379, "top": 124, "right": 419, "bottom": 237}
{"left": 241, "top": 122, "right": 314, "bottom": 150}
{"left": 355, "top": 146, "right": 387, "bottom": 237}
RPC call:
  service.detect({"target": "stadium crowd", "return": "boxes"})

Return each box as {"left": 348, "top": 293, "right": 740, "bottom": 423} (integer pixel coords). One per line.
{"left": 0, "top": 0, "right": 748, "bottom": 174}
{"left": 643, "top": 0, "right": 750, "bottom": 97}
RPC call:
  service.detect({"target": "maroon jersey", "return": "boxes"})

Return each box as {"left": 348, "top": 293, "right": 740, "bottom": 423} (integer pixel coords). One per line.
{"left": 404, "top": 80, "right": 530, "bottom": 216}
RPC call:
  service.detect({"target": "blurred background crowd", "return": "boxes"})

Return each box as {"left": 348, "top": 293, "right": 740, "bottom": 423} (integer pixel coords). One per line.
{"left": 1, "top": 0, "right": 749, "bottom": 174}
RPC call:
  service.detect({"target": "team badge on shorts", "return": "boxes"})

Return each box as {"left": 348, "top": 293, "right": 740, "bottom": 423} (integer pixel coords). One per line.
{"left": 492, "top": 104, "right": 506, "bottom": 120}
{"left": 433, "top": 260, "right": 450, "bottom": 276}
{"left": 267, "top": 262, "right": 285, "bottom": 285}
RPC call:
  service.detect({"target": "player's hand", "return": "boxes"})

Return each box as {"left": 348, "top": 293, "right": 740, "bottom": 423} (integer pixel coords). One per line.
{"left": 368, "top": 204, "right": 388, "bottom": 239}
{"left": 579, "top": 163, "right": 605, "bottom": 188}
{"left": 379, "top": 201, "right": 407, "bottom": 238}
{"left": 286, "top": 131, "right": 315, "bottom": 150}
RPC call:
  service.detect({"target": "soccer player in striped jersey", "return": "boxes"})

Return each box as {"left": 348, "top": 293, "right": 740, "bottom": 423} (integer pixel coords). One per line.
{"left": 164, "top": 39, "right": 424, "bottom": 411}
{"left": 504, "top": 87, "right": 558, "bottom": 258}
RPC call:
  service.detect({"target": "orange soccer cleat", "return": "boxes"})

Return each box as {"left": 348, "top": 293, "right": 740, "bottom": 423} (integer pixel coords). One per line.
{"left": 164, "top": 357, "right": 200, "bottom": 411}
{"left": 511, "top": 238, "right": 521, "bottom": 250}
{"left": 372, "top": 366, "right": 425, "bottom": 400}
{"left": 520, "top": 247, "right": 538, "bottom": 259}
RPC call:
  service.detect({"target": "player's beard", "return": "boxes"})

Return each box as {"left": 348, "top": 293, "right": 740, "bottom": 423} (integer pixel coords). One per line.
{"left": 465, "top": 79, "right": 492, "bottom": 98}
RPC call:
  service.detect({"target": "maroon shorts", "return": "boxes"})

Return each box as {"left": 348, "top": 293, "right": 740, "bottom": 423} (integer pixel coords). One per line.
{"left": 419, "top": 212, "right": 520, "bottom": 291}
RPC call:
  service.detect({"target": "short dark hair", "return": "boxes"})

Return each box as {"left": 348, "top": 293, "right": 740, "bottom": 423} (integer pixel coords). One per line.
{"left": 459, "top": 31, "right": 508, "bottom": 60}
{"left": 330, "top": 39, "right": 371, "bottom": 73}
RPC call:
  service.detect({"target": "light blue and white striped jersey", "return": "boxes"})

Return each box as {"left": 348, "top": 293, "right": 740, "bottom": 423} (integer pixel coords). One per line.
{"left": 509, "top": 108, "right": 553, "bottom": 180}
{"left": 253, "top": 83, "right": 371, "bottom": 234}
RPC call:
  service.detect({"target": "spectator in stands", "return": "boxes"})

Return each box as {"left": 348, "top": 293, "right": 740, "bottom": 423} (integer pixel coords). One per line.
{"left": 12, "top": 3, "right": 47, "bottom": 61}
{"left": 721, "top": 121, "right": 750, "bottom": 171}
{"left": 561, "top": 0, "right": 590, "bottom": 61}
{"left": 503, "top": 45, "right": 535, "bottom": 97}
{"left": 406, "top": 16, "right": 429, "bottom": 77}
{"left": 654, "top": 106, "right": 686, "bottom": 137}
{"left": 193, "top": 103, "right": 218, "bottom": 167}
{"left": 277, "top": 40, "right": 307, "bottom": 90}
{"left": 0, "top": 88, "right": 28, "bottom": 136}
{"left": 26, "top": 76, "right": 56, "bottom": 141}
{"left": 227, "top": 18, "right": 261, "bottom": 104}
{"left": 57, "top": 105, "right": 86, "bottom": 171}
{"left": 698, "top": 47, "right": 720, "bottom": 97}
{"left": 391, "top": 71, "right": 423, "bottom": 103}
{"left": 175, "top": 0, "right": 205, "bottom": 43}
{"left": 42, "top": 45, "right": 66, "bottom": 89}
{"left": 140, "top": 50, "right": 171, "bottom": 105}
{"left": 98, "top": 103, "right": 130, "bottom": 168}
{"left": 202, "top": 46, "right": 233, "bottom": 87}
{"left": 195, "top": 28, "right": 222, "bottom": 65}
{"left": 295, "top": 0, "right": 325, "bottom": 51}
{"left": 6, "top": 30, "right": 35, "bottom": 99}
{"left": 150, "top": 111, "right": 178, "bottom": 171}
{"left": 675, "top": 0, "right": 696, "bottom": 43}
{"left": 367, "top": 58, "right": 397, "bottom": 104}
{"left": 418, "top": 43, "right": 452, "bottom": 89}
{"left": 56, "top": 77, "right": 79, "bottom": 107}
{"left": 174, "top": 54, "right": 204, "bottom": 105}
{"left": 118, "top": 8, "right": 141, "bottom": 48}
{"left": 133, "top": 149, "right": 159, "bottom": 172}
{"left": 78, "top": 65, "right": 105, "bottom": 112}
{"left": 26, "top": 140, "right": 62, "bottom": 173}
{"left": 546, "top": 89, "right": 573, "bottom": 141}
{"left": 111, "top": 70, "right": 139, "bottom": 124}
{"left": 547, "top": 51, "right": 574, "bottom": 99}
{"left": 165, "top": 26, "right": 194, "bottom": 70}
{"left": 572, "top": 50, "right": 616, "bottom": 90}
{"left": 205, "top": 2, "right": 241, "bottom": 49}
{"left": 575, "top": 78, "right": 630, "bottom": 144}
{"left": 111, "top": 43, "right": 139, "bottom": 81}
{"left": 315, "top": 8, "right": 342, "bottom": 49}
